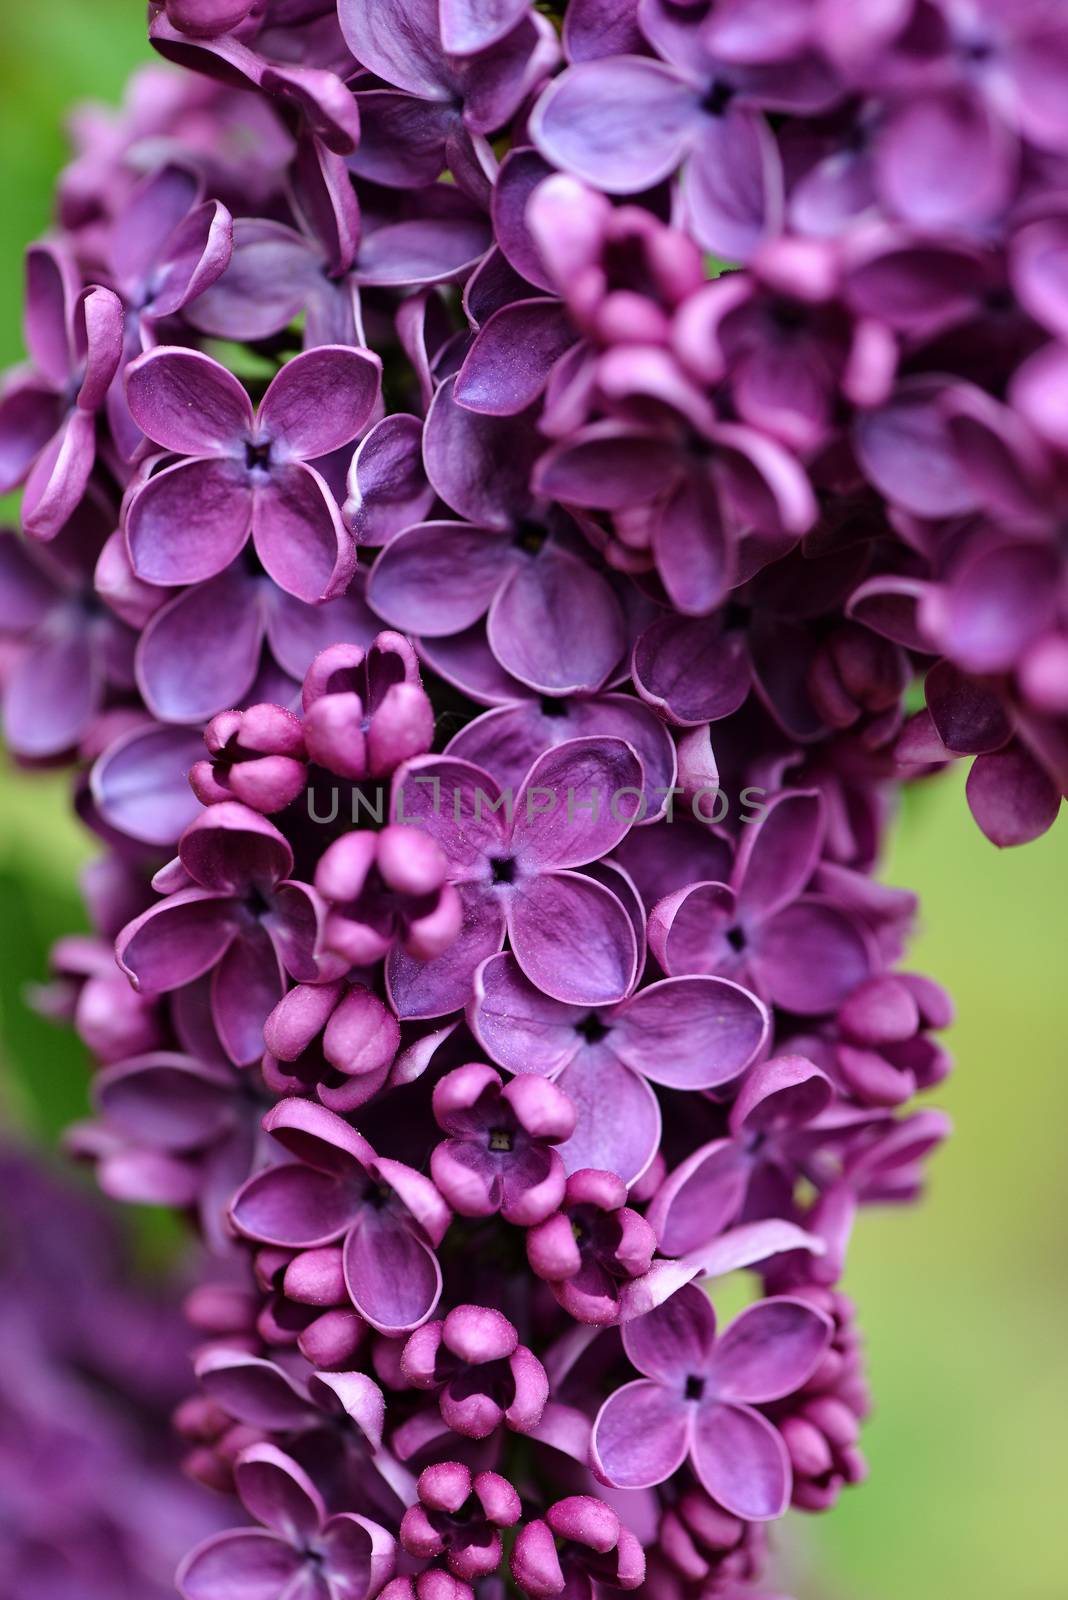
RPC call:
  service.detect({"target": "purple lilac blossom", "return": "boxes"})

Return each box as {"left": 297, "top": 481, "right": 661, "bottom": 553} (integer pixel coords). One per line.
{"left": 4, "top": 0, "right": 1064, "bottom": 1596}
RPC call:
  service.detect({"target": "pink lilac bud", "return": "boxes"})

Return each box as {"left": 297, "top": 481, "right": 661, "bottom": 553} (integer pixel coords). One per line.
{"left": 190, "top": 703, "right": 307, "bottom": 813}
{"left": 526, "top": 1168, "right": 657, "bottom": 1325}
{"left": 431, "top": 1064, "right": 577, "bottom": 1226}
{"left": 315, "top": 825, "right": 463, "bottom": 966}
{"left": 34, "top": 934, "right": 164, "bottom": 1061}
{"left": 511, "top": 1496, "right": 645, "bottom": 1599}
{"left": 400, "top": 1462, "right": 521, "bottom": 1581}
{"left": 401, "top": 1304, "right": 548, "bottom": 1440}
{"left": 834, "top": 972, "right": 954, "bottom": 1107}
{"left": 303, "top": 633, "right": 435, "bottom": 780}
{"left": 651, "top": 1489, "right": 768, "bottom": 1597}
{"left": 262, "top": 979, "right": 400, "bottom": 1111}
{"left": 765, "top": 1287, "right": 870, "bottom": 1512}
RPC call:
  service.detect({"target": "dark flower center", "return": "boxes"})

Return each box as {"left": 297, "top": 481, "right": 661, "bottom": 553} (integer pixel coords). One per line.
{"left": 244, "top": 885, "right": 273, "bottom": 919}
{"left": 489, "top": 1129, "right": 513, "bottom": 1153}
{"left": 702, "top": 81, "right": 734, "bottom": 117}
{"left": 685, "top": 1374, "right": 706, "bottom": 1402}
{"left": 245, "top": 439, "right": 272, "bottom": 473}
{"left": 726, "top": 926, "right": 747, "bottom": 953}
{"left": 540, "top": 696, "right": 570, "bottom": 719}
{"left": 960, "top": 33, "right": 993, "bottom": 64}
{"left": 576, "top": 1013, "right": 610, "bottom": 1045}
{"left": 491, "top": 855, "right": 517, "bottom": 886}
{"left": 769, "top": 299, "right": 808, "bottom": 334}
{"left": 514, "top": 519, "right": 548, "bottom": 556}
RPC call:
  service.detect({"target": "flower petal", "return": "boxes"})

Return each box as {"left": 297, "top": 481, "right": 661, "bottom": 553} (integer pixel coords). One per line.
{"left": 211, "top": 925, "right": 287, "bottom": 1066}
{"left": 614, "top": 977, "right": 768, "bottom": 1089}
{"left": 116, "top": 888, "right": 237, "bottom": 994}
{"left": 235, "top": 1443, "right": 326, "bottom": 1541}
{"left": 91, "top": 722, "right": 204, "bottom": 847}
{"left": 709, "top": 1298, "right": 832, "bottom": 1404}
{"left": 622, "top": 1282, "right": 717, "bottom": 1384}
{"left": 530, "top": 56, "right": 699, "bottom": 193}
{"left": 259, "top": 346, "right": 381, "bottom": 460}
{"left": 127, "top": 457, "right": 252, "bottom": 586}
{"left": 690, "top": 1401, "right": 791, "bottom": 1521}
{"left": 125, "top": 346, "right": 253, "bottom": 454}
{"left": 252, "top": 463, "right": 354, "bottom": 603}
{"left": 178, "top": 1529, "right": 301, "bottom": 1600}
{"left": 388, "top": 883, "right": 507, "bottom": 1019}
{"left": 685, "top": 107, "right": 783, "bottom": 262}
{"left": 733, "top": 789, "right": 823, "bottom": 923}
{"left": 367, "top": 520, "right": 512, "bottom": 635}
{"left": 455, "top": 299, "right": 575, "bottom": 416}
{"left": 343, "top": 1209, "right": 442, "bottom": 1334}
{"left": 469, "top": 952, "right": 584, "bottom": 1077}
{"left": 555, "top": 1047, "right": 661, "bottom": 1186}
{"left": 509, "top": 871, "right": 638, "bottom": 1006}
{"left": 489, "top": 547, "right": 626, "bottom": 695}
{"left": 346, "top": 413, "right": 434, "bottom": 546}
{"left": 591, "top": 1379, "right": 691, "bottom": 1490}
{"left": 645, "top": 1139, "right": 751, "bottom": 1257}
{"left": 136, "top": 567, "right": 266, "bottom": 724}
{"left": 512, "top": 736, "right": 643, "bottom": 868}
{"left": 424, "top": 376, "right": 540, "bottom": 528}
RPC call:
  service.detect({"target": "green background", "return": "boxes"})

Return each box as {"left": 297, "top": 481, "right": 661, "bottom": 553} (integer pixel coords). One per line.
{"left": 1, "top": 6, "right": 1065, "bottom": 1596}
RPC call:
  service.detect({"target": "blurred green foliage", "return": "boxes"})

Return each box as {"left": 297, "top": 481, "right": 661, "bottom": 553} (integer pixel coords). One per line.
{"left": 0, "top": 7, "right": 1065, "bottom": 1597}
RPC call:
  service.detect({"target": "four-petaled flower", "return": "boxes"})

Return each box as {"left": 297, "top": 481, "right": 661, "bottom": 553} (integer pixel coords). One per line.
{"left": 177, "top": 1442, "right": 396, "bottom": 1600}
{"left": 592, "top": 1283, "right": 832, "bottom": 1521}
{"left": 230, "top": 1097, "right": 450, "bottom": 1335}
{"left": 124, "top": 342, "right": 381, "bottom": 602}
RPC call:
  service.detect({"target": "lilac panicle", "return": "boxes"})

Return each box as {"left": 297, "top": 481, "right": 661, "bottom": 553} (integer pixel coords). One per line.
{"left": 6, "top": 0, "right": 1063, "bottom": 1595}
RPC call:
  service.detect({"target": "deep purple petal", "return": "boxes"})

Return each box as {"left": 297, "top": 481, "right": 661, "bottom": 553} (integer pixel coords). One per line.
{"left": 591, "top": 1379, "right": 690, "bottom": 1491}
{"left": 966, "top": 744, "right": 1062, "bottom": 847}
{"left": 531, "top": 56, "right": 698, "bottom": 192}
{"left": 614, "top": 976, "right": 769, "bottom": 1089}
{"left": 367, "top": 521, "right": 512, "bottom": 636}
{"left": 509, "top": 871, "right": 638, "bottom": 1006}
{"left": 136, "top": 568, "right": 266, "bottom": 724}
{"left": 388, "top": 883, "right": 507, "bottom": 1019}
{"left": 343, "top": 1208, "right": 442, "bottom": 1334}
{"left": 127, "top": 457, "right": 252, "bottom": 586}
{"left": 212, "top": 925, "right": 287, "bottom": 1065}
{"left": 125, "top": 346, "right": 252, "bottom": 453}
{"left": 645, "top": 1139, "right": 750, "bottom": 1257}
{"left": 456, "top": 300, "right": 576, "bottom": 416}
{"left": 252, "top": 463, "right": 354, "bottom": 603}
{"left": 469, "top": 952, "right": 584, "bottom": 1076}
{"left": 117, "top": 888, "right": 237, "bottom": 994}
{"left": 346, "top": 413, "right": 435, "bottom": 546}
{"left": 490, "top": 548, "right": 626, "bottom": 695}
{"left": 424, "top": 376, "right": 540, "bottom": 528}
{"left": 709, "top": 1298, "right": 832, "bottom": 1404}
{"left": 690, "top": 1402, "right": 791, "bottom": 1521}
{"left": 622, "top": 1282, "right": 717, "bottom": 1384}
{"left": 512, "top": 736, "right": 644, "bottom": 868}
{"left": 259, "top": 346, "right": 381, "bottom": 459}
{"left": 91, "top": 723, "right": 204, "bottom": 846}
{"left": 555, "top": 1048, "right": 661, "bottom": 1186}
{"left": 235, "top": 1443, "right": 326, "bottom": 1541}
{"left": 733, "top": 789, "right": 823, "bottom": 923}
{"left": 177, "top": 1529, "right": 301, "bottom": 1600}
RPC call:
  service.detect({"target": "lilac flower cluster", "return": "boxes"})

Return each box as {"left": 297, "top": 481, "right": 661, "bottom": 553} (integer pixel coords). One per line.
{"left": 3, "top": 0, "right": 1064, "bottom": 1595}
